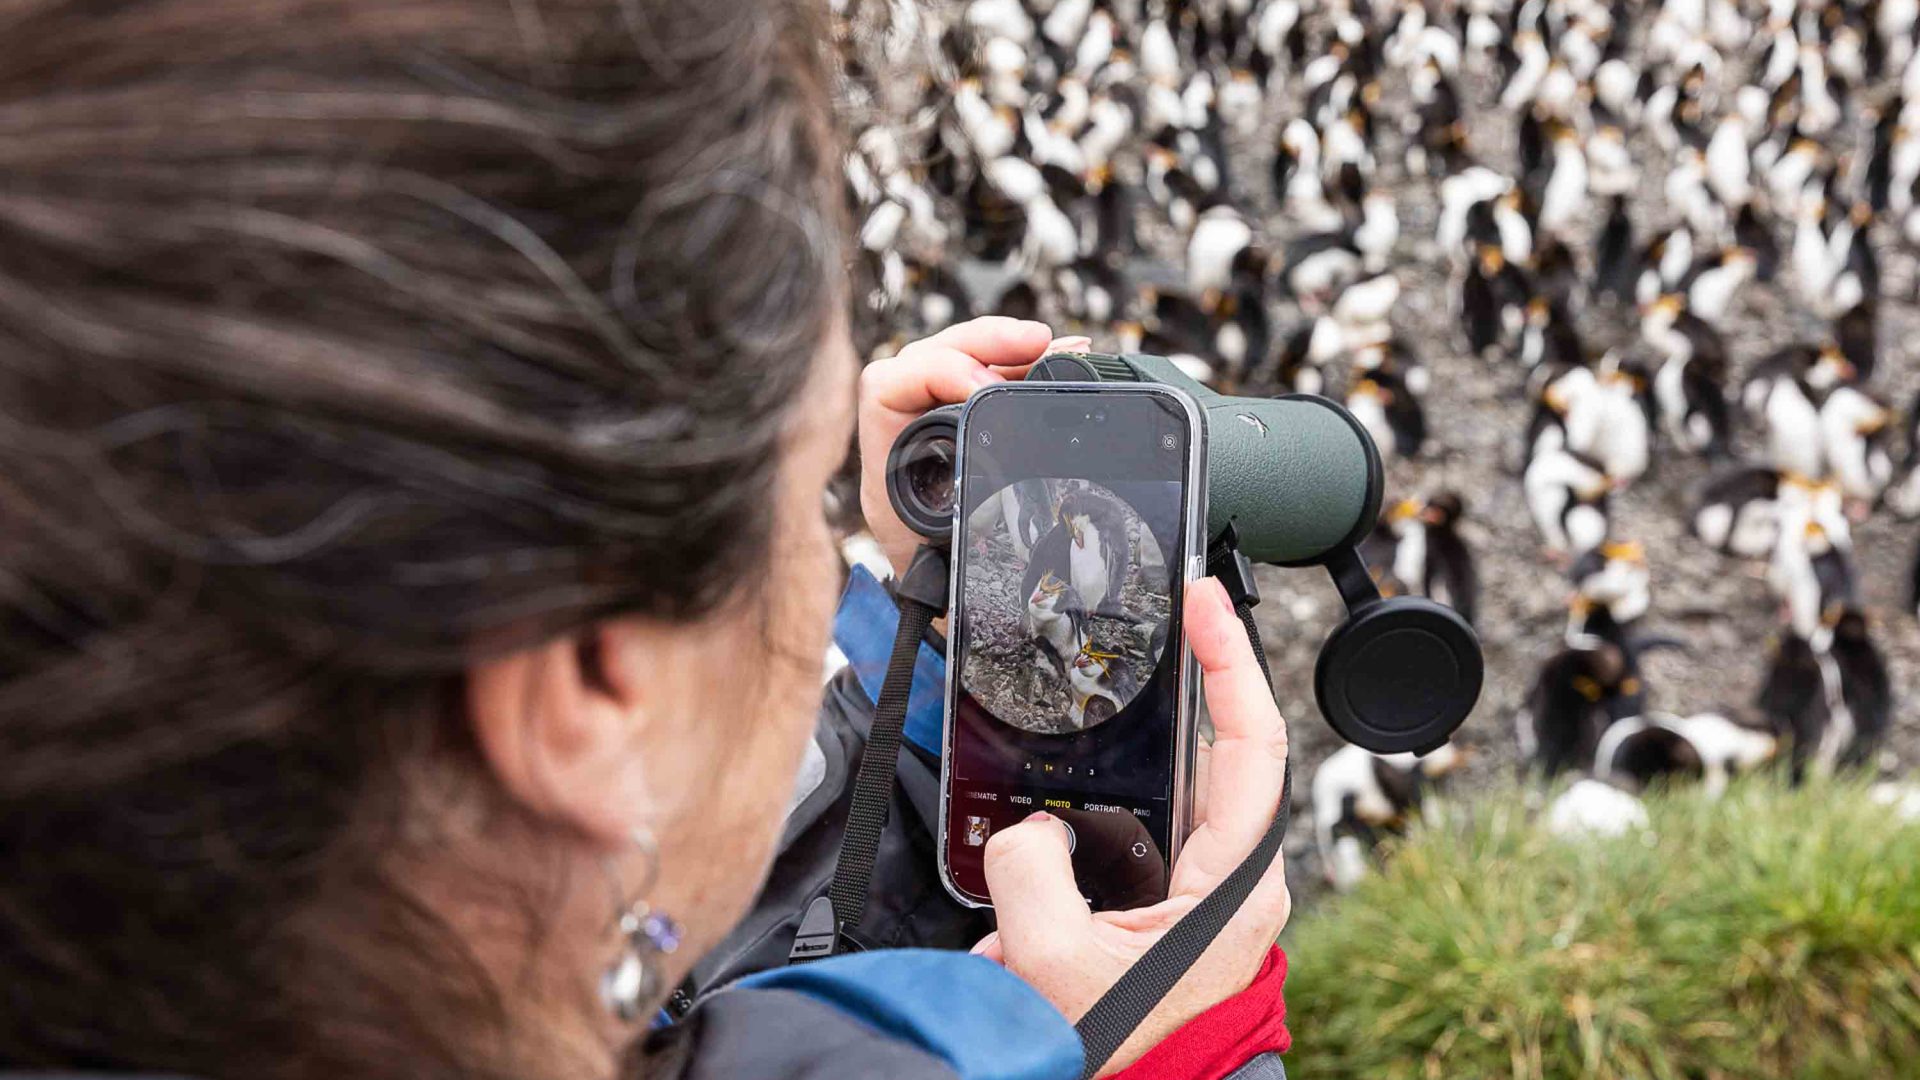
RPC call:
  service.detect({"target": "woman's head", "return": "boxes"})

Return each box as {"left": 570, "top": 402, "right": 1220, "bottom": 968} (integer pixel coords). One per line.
{"left": 0, "top": 0, "right": 851, "bottom": 1075}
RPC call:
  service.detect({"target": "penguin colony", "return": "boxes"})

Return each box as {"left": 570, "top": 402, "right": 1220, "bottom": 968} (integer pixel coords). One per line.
{"left": 832, "top": 0, "right": 1920, "bottom": 896}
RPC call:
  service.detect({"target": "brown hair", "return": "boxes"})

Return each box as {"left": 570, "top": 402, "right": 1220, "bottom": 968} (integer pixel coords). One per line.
{"left": 0, "top": 0, "right": 843, "bottom": 1075}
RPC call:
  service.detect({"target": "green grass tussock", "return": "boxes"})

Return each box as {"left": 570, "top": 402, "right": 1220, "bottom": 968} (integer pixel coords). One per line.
{"left": 1281, "top": 779, "right": 1920, "bottom": 1080}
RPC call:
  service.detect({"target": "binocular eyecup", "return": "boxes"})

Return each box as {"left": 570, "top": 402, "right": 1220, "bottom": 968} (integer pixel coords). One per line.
{"left": 883, "top": 352, "right": 1482, "bottom": 756}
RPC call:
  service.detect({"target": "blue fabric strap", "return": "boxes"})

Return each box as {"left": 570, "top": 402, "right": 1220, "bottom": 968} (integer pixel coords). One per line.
{"left": 832, "top": 565, "right": 947, "bottom": 756}
{"left": 734, "top": 950, "right": 1084, "bottom": 1080}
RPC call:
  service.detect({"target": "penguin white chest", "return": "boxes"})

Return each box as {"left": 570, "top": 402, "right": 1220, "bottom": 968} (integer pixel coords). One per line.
{"left": 1068, "top": 523, "right": 1110, "bottom": 611}
{"left": 1392, "top": 522, "right": 1429, "bottom": 595}
{"left": 1764, "top": 383, "right": 1825, "bottom": 476}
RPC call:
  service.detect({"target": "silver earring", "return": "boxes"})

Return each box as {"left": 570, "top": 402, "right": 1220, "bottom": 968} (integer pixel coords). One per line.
{"left": 599, "top": 826, "right": 684, "bottom": 1022}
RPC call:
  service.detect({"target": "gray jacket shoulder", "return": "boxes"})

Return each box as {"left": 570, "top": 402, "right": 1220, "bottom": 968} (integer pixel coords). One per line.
{"left": 645, "top": 986, "right": 959, "bottom": 1080}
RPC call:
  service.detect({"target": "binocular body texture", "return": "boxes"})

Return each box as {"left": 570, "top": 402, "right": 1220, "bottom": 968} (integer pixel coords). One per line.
{"left": 1029, "top": 352, "right": 1382, "bottom": 563}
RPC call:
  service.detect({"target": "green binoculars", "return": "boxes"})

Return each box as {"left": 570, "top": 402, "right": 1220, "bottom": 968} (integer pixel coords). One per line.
{"left": 885, "top": 352, "right": 1482, "bottom": 754}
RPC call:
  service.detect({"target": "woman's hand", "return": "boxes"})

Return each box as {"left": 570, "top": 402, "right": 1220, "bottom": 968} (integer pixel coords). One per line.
{"left": 973, "top": 576, "right": 1292, "bottom": 1076}
{"left": 857, "top": 318, "right": 1089, "bottom": 578}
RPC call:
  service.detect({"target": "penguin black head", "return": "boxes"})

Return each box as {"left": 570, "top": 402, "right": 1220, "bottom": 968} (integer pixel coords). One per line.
{"left": 1827, "top": 606, "right": 1872, "bottom": 646}
{"left": 1614, "top": 725, "right": 1706, "bottom": 791}
{"left": 1574, "top": 641, "right": 1629, "bottom": 695}
{"left": 1422, "top": 491, "right": 1465, "bottom": 529}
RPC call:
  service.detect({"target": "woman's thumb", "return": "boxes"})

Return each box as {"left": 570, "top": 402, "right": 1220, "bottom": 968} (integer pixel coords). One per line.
{"left": 982, "top": 812, "right": 1092, "bottom": 954}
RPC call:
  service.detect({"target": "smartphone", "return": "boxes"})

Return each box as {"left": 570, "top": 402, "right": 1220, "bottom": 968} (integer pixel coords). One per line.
{"left": 939, "top": 381, "right": 1206, "bottom": 911}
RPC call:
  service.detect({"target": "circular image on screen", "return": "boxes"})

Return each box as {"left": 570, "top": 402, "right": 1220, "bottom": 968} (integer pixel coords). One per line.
{"left": 961, "top": 479, "right": 1172, "bottom": 735}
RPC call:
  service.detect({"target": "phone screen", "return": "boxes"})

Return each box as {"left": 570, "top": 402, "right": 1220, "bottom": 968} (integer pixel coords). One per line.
{"left": 944, "top": 386, "right": 1196, "bottom": 910}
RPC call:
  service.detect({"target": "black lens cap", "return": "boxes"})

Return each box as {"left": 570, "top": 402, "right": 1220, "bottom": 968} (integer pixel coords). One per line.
{"left": 1028, "top": 355, "right": 1101, "bottom": 381}
{"left": 1314, "top": 596, "right": 1482, "bottom": 755}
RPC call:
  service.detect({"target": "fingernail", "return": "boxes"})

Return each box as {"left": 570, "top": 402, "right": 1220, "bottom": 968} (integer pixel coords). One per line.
{"left": 969, "top": 935, "right": 996, "bottom": 955}
{"left": 1050, "top": 335, "right": 1093, "bottom": 352}
{"left": 1025, "top": 811, "right": 1052, "bottom": 824}
{"left": 1022, "top": 320, "right": 1053, "bottom": 337}
{"left": 971, "top": 368, "right": 1003, "bottom": 388}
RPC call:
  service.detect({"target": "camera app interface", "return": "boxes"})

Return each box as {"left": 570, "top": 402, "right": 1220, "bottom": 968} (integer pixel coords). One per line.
{"left": 947, "top": 390, "right": 1191, "bottom": 910}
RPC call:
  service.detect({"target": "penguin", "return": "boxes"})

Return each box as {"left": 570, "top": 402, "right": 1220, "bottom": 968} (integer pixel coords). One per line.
{"left": 1519, "top": 296, "right": 1586, "bottom": 371}
{"left": 1525, "top": 444, "right": 1614, "bottom": 557}
{"left": 1460, "top": 244, "right": 1506, "bottom": 356}
{"left": 1588, "top": 120, "right": 1638, "bottom": 198}
{"left": 1353, "top": 336, "right": 1429, "bottom": 394}
{"left": 1056, "top": 254, "right": 1126, "bottom": 326}
{"left": 1833, "top": 300, "right": 1877, "bottom": 382}
{"left": 1665, "top": 713, "right": 1780, "bottom": 795}
{"left": 1363, "top": 492, "right": 1478, "bottom": 625}
{"left": 1022, "top": 510, "right": 1075, "bottom": 615}
{"left": 1772, "top": 518, "right": 1859, "bottom": 642}
{"left": 1516, "top": 640, "right": 1635, "bottom": 777}
{"left": 1704, "top": 109, "right": 1754, "bottom": 207}
{"left": 1682, "top": 247, "right": 1758, "bottom": 326}
{"left": 1437, "top": 167, "right": 1512, "bottom": 258}
{"left": 1593, "top": 194, "right": 1640, "bottom": 304}
{"left": 1760, "top": 614, "right": 1889, "bottom": 782}
{"left": 1359, "top": 498, "right": 1418, "bottom": 598}
{"left": 1246, "top": 316, "right": 1343, "bottom": 397}
{"left": 1354, "top": 189, "right": 1401, "bottom": 273}
{"left": 1311, "top": 743, "right": 1464, "bottom": 892}
{"left": 998, "top": 478, "right": 1052, "bottom": 563}
{"left": 1462, "top": 243, "right": 1533, "bottom": 356}
{"left": 1536, "top": 119, "right": 1590, "bottom": 238}
{"left": 1347, "top": 367, "right": 1427, "bottom": 461}
{"left": 1599, "top": 713, "right": 1779, "bottom": 796}
{"left": 1593, "top": 717, "right": 1705, "bottom": 792}
{"left": 1743, "top": 342, "right": 1854, "bottom": 478}
{"left": 1692, "top": 466, "right": 1790, "bottom": 558}
{"left": 1645, "top": 294, "right": 1734, "bottom": 457}
{"left": 1576, "top": 358, "right": 1654, "bottom": 485}
{"left": 1634, "top": 226, "right": 1694, "bottom": 308}
{"left": 1529, "top": 235, "right": 1584, "bottom": 314}
{"left": 1568, "top": 540, "right": 1653, "bottom": 640}
{"left": 1066, "top": 639, "right": 1135, "bottom": 729}
{"left": 1331, "top": 271, "right": 1401, "bottom": 333}
{"left": 1758, "top": 629, "right": 1838, "bottom": 782}
{"left": 1144, "top": 141, "right": 1210, "bottom": 236}
{"left": 1056, "top": 486, "right": 1130, "bottom": 619}
{"left": 905, "top": 260, "right": 976, "bottom": 335}
{"left": 1830, "top": 203, "right": 1881, "bottom": 314}
{"left": 1133, "top": 284, "right": 1269, "bottom": 388}
{"left": 1025, "top": 571, "right": 1089, "bottom": 682}
{"left": 1186, "top": 203, "right": 1258, "bottom": 300}
{"left": 1815, "top": 607, "right": 1893, "bottom": 773}
{"left": 1819, "top": 386, "right": 1895, "bottom": 505}
{"left": 1272, "top": 117, "right": 1346, "bottom": 234}
{"left": 1278, "top": 231, "right": 1366, "bottom": 311}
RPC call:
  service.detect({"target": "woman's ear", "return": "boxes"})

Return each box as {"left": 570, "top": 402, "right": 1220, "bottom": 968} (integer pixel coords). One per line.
{"left": 466, "top": 620, "right": 664, "bottom": 846}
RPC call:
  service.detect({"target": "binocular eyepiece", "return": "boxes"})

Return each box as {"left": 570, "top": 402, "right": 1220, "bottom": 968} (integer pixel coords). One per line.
{"left": 884, "top": 352, "right": 1483, "bottom": 755}
{"left": 886, "top": 408, "right": 967, "bottom": 547}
